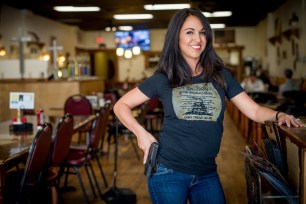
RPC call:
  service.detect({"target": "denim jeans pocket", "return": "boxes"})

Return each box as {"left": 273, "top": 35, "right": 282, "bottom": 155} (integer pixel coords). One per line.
{"left": 153, "top": 163, "right": 174, "bottom": 176}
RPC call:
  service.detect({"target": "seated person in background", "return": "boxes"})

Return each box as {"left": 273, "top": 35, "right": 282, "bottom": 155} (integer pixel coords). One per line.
{"left": 279, "top": 68, "right": 300, "bottom": 96}
{"left": 241, "top": 72, "right": 265, "bottom": 93}
{"left": 258, "top": 70, "right": 278, "bottom": 92}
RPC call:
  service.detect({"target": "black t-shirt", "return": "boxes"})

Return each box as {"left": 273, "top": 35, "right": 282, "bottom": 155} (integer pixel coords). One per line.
{"left": 138, "top": 70, "right": 244, "bottom": 175}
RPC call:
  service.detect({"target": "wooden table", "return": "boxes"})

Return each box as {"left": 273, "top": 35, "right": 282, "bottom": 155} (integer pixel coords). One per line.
{"left": 0, "top": 114, "right": 96, "bottom": 201}
{"left": 275, "top": 117, "right": 306, "bottom": 203}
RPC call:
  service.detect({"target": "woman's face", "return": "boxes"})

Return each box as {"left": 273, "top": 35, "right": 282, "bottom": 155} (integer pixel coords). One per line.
{"left": 179, "top": 15, "right": 207, "bottom": 64}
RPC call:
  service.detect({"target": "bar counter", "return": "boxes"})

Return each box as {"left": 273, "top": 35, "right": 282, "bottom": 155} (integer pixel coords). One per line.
{"left": 276, "top": 118, "right": 306, "bottom": 203}
{"left": 0, "top": 77, "right": 104, "bottom": 122}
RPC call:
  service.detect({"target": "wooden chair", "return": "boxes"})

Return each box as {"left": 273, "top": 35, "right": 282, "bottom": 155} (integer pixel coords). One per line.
{"left": 64, "top": 94, "right": 92, "bottom": 143}
{"left": 61, "top": 107, "right": 109, "bottom": 204}
{"left": 46, "top": 114, "right": 74, "bottom": 204}
{"left": 98, "top": 100, "right": 115, "bottom": 155}
{"left": 4, "top": 122, "right": 53, "bottom": 204}
{"left": 244, "top": 121, "right": 300, "bottom": 203}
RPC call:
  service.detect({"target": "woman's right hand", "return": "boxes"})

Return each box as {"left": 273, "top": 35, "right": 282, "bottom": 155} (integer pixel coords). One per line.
{"left": 136, "top": 130, "right": 158, "bottom": 164}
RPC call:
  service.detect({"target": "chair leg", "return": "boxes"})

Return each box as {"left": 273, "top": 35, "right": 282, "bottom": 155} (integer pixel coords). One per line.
{"left": 107, "top": 129, "right": 115, "bottom": 159}
{"left": 85, "top": 164, "right": 97, "bottom": 198}
{"left": 95, "top": 157, "right": 108, "bottom": 188}
{"left": 49, "top": 178, "right": 65, "bottom": 204}
{"left": 129, "top": 136, "right": 140, "bottom": 160}
{"left": 50, "top": 185, "right": 58, "bottom": 204}
{"left": 73, "top": 167, "right": 90, "bottom": 204}
{"left": 88, "top": 160, "right": 104, "bottom": 199}
{"left": 99, "top": 132, "right": 107, "bottom": 155}
{"left": 63, "top": 167, "right": 70, "bottom": 188}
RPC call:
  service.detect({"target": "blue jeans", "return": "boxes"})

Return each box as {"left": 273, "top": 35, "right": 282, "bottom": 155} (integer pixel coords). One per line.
{"left": 148, "top": 163, "right": 226, "bottom": 204}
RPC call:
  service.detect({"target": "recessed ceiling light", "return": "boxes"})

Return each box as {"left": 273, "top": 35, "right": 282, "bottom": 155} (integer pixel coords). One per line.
{"left": 118, "top": 26, "right": 133, "bottom": 31}
{"left": 54, "top": 6, "right": 100, "bottom": 12}
{"left": 210, "top": 24, "right": 226, "bottom": 29}
{"left": 144, "top": 4, "right": 191, "bottom": 10}
{"left": 203, "top": 11, "right": 232, "bottom": 17}
{"left": 113, "top": 14, "right": 153, "bottom": 20}
{"left": 105, "top": 27, "right": 112, "bottom": 32}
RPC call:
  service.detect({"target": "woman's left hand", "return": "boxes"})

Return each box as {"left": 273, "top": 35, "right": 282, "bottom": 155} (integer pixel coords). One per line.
{"left": 277, "top": 112, "right": 303, "bottom": 127}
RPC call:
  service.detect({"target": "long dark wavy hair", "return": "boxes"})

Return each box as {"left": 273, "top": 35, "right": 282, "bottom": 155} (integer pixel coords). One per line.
{"left": 156, "top": 8, "right": 231, "bottom": 89}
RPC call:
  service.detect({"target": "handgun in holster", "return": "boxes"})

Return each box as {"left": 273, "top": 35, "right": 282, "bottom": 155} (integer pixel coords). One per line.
{"left": 144, "top": 142, "right": 159, "bottom": 177}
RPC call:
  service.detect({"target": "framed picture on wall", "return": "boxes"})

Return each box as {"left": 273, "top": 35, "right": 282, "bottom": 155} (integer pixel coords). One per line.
{"left": 282, "top": 50, "right": 287, "bottom": 59}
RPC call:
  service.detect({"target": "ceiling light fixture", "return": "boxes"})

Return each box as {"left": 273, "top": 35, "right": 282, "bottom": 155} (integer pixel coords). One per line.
{"left": 144, "top": 4, "right": 191, "bottom": 10}
{"left": 0, "top": 47, "right": 6, "bottom": 56}
{"left": 116, "top": 48, "right": 124, "bottom": 56}
{"left": 54, "top": 6, "right": 100, "bottom": 12}
{"left": 118, "top": 26, "right": 133, "bottom": 31}
{"left": 116, "top": 46, "right": 141, "bottom": 58}
{"left": 124, "top": 49, "right": 133, "bottom": 59}
{"left": 113, "top": 14, "right": 153, "bottom": 20}
{"left": 132, "top": 46, "right": 141, "bottom": 55}
{"left": 210, "top": 24, "right": 226, "bottom": 29}
{"left": 203, "top": 11, "right": 232, "bottom": 17}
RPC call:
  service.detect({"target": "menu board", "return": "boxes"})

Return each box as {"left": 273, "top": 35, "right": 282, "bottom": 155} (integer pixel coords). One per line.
{"left": 9, "top": 92, "right": 35, "bottom": 109}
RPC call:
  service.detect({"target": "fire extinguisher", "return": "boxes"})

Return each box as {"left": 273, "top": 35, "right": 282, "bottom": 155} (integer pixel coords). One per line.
{"left": 36, "top": 109, "right": 44, "bottom": 126}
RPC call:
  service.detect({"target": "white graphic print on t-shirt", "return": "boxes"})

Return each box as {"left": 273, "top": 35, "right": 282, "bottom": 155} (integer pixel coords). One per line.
{"left": 172, "top": 83, "right": 221, "bottom": 121}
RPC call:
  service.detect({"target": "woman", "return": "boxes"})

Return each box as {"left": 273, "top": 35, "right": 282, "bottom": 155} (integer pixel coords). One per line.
{"left": 113, "top": 8, "right": 302, "bottom": 204}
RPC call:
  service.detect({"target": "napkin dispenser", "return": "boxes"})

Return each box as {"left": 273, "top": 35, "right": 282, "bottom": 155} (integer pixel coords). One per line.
{"left": 9, "top": 123, "right": 33, "bottom": 133}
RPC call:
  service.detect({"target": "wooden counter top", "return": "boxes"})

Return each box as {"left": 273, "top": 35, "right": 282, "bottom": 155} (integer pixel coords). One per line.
{"left": 277, "top": 117, "right": 306, "bottom": 148}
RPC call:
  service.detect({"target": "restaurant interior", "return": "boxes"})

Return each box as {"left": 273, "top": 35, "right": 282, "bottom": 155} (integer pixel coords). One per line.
{"left": 0, "top": 0, "right": 306, "bottom": 203}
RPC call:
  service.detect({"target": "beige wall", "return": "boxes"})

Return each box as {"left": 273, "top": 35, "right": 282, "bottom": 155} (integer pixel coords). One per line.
{"left": 266, "top": 0, "right": 306, "bottom": 79}
{"left": 0, "top": 5, "right": 81, "bottom": 58}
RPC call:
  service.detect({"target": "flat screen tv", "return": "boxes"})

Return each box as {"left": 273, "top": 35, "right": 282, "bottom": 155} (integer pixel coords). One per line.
{"left": 115, "top": 30, "right": 150, "bottom": 51}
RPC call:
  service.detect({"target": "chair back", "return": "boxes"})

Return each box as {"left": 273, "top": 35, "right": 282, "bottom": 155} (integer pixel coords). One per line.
{"left": 90, "top": 104, "right": 111, "bottom": 151}
{"left": 283, "top": 90, "right": 306, "bottom": 105}
{"left": 248, "top": 92, "right": 278, "bottom": 104}
{"left": 264, "top": 121, "right": 281, "bottom": 143}
{"left": 104, "top": 92, "right": 117, "bottom": 105}
{"left": 277, "top": 91, "right": 306, "bottom": 116}
{"left": 137, "top": 102, "right": 149, "bottom": 126}
{"left": 264, "top": 121, "right": 288, "bottom": 173}
{"left": 64, "top": 94, "right": 92, "bottom": 115}
{"left": 21, "top": 122, "right": 53, "bottom": 188}
{"left": 49, "top": 114, "right": 74, "bottom": 166}
{"left": 147, "top": 97, "right": 159, "bottom": 113}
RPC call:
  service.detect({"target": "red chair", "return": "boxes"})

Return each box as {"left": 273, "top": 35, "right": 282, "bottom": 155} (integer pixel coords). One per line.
{"left": 64, "top": 94, "right": 92, "bottom": 143}
{"left": 4, "top": 123, "right": 53, "bottom": 204}
{"left": 104, "top": 92, "right": 117, "bottom": 105}
{"left": 46, "top": 114, "right": 74, "bottom": 204}
{"left": 62, "top": 106, "right": 110, "bottom": 203}
{"left": 144, "top": 97, "right": 163, "bottom": 136}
